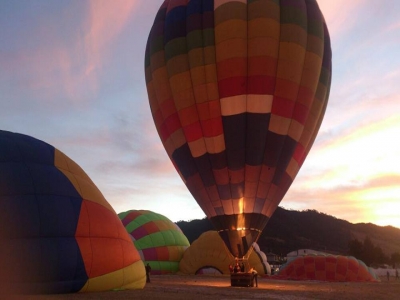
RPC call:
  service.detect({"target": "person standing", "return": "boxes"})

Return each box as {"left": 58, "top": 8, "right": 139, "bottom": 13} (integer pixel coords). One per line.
{"left": 145, "top": 263, "right": 152, "bottom": 283}
{"left": 229, "top": 264, "right": 234, "bottom": 273}
{"left": 387, "top": 270, "right": 390, "bottom": 281}
{"left": 234, "top": 262, "right": 241, "bottom": 273}
{"left": 250, "top": 268, "right": 258, "bottom": 287}
{"left": 396, "top": 269, "right": 399, "bottom": 280}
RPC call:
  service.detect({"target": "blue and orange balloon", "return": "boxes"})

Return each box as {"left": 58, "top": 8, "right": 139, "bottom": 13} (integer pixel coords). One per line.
{"left": 0, "top": 130, "right": 145, "bottom": 294}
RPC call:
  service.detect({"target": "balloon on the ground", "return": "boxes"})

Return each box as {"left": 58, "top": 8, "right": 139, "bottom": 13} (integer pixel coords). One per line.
{"left": 179, "top": 231, "right": 270, "bottom": 275}
{"left": 196, "top": 267, "right": 223, "bottom": 275}
{"left": 278, "top": 255, "right": 379, "bottom": 281}
{"left": 145, "top": 0, "right": 332, "bottom": 258}
{"left": 249, "top": 242, "right": 271, "bottom": 275}
{"left": 118, "top": 210, "right": 190, "bottom": 274}
{"left": 0, "top": 131, "right": 146, "bottom": 294}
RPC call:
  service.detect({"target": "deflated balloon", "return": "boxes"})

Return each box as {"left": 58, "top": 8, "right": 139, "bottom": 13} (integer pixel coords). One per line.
{"left": 145, "top": 0, "right": 332, "bottom": 257}
{"left": 278, "top": 255, "right": 379, "bottom": 282}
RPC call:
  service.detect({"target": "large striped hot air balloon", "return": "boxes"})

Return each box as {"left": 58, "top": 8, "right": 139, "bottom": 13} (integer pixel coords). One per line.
{"left": 145, "top": 0, "right": 332, "bottom": 258}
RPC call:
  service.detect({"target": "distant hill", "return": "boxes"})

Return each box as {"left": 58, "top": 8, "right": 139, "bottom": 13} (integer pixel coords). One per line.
{"left": 176, "top": 207, "right": 400, "bottom": 257}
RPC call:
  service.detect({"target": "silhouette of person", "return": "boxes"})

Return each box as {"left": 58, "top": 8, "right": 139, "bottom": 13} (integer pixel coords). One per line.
{"left": 250, "top": 268, "right": 258, "bottom": 287}
{"left": 387, "top": 270, "right": 390, "bottom": 281}
{"left": 145, "top": 263, "right": 152, "bottom": 283}
{"left": 229, "top": 264, "right": 234, "bottom": 273}
{"left": 396, "top": 269, "right": 399, "bottom": 280}
{"left": 234, "top": 263, "right": 241, "bottom": 273}
{"left": 240, "top": 262, "right": 245, "bottom": 272}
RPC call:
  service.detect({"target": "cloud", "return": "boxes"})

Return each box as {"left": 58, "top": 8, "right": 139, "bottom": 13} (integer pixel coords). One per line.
{"left": 285, "top": 172, "right": 400, "bottom": 227}
{"left": 282, "top": 108, "right": 400, "bottom": 228}
{"left": 317, "top": 0, "right": 366, "bottom": 37}
{"left": 304, "top": 114, "right": 400, "bottom": 187}
{"left": 83, "top": 0, "right": 141, "bottom": 83}
{"left": 284, "top": 107, "right": 400, "bottom": 228}
{"left": 0, "top": 1, "right": 142, "bottom": 111}
{"left": 358, "top": 174, "right": 400, "bottom": 192}
{"left": 386, "top": 21, "right": 400, "bottom": 32}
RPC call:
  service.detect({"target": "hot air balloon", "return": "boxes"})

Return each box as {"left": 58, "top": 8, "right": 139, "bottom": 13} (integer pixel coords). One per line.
{"left": 0, "top": 131, "right": 146, "bottom": 294}
{"left": 119, "top": 210, "right": 190, "bottom": 274}
{"left": 179, "top": 230, "right": 271, "bottom": 275}
{"left": 145, "top": 0, "right": 332, "bottom": 258}
{"left": 278, "top": 255, "right": 379, "bottom": 282}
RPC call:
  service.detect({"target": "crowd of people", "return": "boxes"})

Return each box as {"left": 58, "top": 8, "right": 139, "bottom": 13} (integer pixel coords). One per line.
{"left": 229, "top": 262, "right": 245, "bottom": 273}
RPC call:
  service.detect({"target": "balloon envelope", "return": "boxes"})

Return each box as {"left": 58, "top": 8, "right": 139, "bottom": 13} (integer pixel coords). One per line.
{"left": 179, "top": 231, "right": 271, "bottom": 275}
{"left": 0, "top": 131, "right": 146, "bottom": 294}
{"left": 278, "top": 255, "right": 379, "bottom": 282}
{"left": 119, "top": 210, "right": 190, "bottom": 274}
{"left": 145, "top": 0, "right": 332, "bottom": 257}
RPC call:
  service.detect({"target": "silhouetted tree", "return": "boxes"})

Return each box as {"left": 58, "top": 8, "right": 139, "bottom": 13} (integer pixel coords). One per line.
{"left": 373, "top": 245, "right": 389, "bottom": 264}
{"left": 348, "top": 238, "right": 363, "bottom": 258}
{"left": 361, "top": 236, "right": 375, "bottom": 266}
{"left": 348, "top": 236, "right": 390, "bottom": 266}
{"left": 391, "top": 252, "right": 400, "bottom": 268}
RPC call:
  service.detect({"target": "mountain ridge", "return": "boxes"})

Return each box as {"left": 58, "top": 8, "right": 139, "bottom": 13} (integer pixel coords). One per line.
{"left": 176, "top": 207, "right": 400, "bottom": 258}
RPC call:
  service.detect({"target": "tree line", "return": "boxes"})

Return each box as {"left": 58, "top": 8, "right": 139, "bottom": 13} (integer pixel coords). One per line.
{"left": 348, "top": 236, "right": 400, "bottom": 268}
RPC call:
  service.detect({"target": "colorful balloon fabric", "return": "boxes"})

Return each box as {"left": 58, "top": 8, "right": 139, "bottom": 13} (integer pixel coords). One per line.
{"left": 145, "top": 0, "right": 332, "bottom": 257}
{"left": 179, "top": 230, "right": 270, "bottom": 275}
{"left": 118, "top": 210, "right": 190, "bottom": 274}
{"left": 249, "top": 242, "right": 271, "bottom": 275}
{"left": 278, "top": 255, "right": 379, "bottom": 282}
{"left": 0, "top": 131, "right": 146, "bottom": 294}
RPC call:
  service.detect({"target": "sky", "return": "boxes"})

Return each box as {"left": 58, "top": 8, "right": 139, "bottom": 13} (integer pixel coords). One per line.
{"left": 1, "top": 0, "right": 399, "bottom": 229}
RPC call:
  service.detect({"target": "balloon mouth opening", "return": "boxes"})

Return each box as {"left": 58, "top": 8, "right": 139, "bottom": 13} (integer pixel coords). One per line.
{"left": 235, "top": 227, "right": 251, "bottom": 231}
{"left": 209, "top": 213, "right": 269, "bottom": 257}
{"left": 217, "top": 228, "right": 262, "bottom": 258}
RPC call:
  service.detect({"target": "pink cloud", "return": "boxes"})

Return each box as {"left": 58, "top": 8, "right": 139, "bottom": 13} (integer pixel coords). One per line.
{"left": 1, "top": 43, "right": 83, "bottom": 109}
{"left": 317, "top": 0, "right": 366, "bottom": 37}
{"left": 83, "top": 0, "right": 141, "bottom": 79}
{"left": 2, "top": 1, "right": 142, "bottom": 108}
{"left": 365, "top": 174, "right": 400, "bottom": 189}
{"left": 380, "top": 20, "right": 400, "bottom": 47}
{"left": 387, "top": 21, "right": 400, "bottom": 32}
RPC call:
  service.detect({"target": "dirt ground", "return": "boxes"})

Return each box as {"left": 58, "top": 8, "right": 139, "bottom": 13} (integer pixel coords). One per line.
{"left": 6, "top": 275, "right": 400, "bottom": 300}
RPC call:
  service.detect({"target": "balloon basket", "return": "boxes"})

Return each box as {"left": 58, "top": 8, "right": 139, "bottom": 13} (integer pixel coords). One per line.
{"left": 230, "top": 273, "right": 255, "bottom": 287}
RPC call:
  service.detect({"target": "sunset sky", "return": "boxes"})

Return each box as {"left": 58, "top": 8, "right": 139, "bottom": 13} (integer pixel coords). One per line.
{"left": 1, "top": 0, "right": 399, "bottom": 228}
